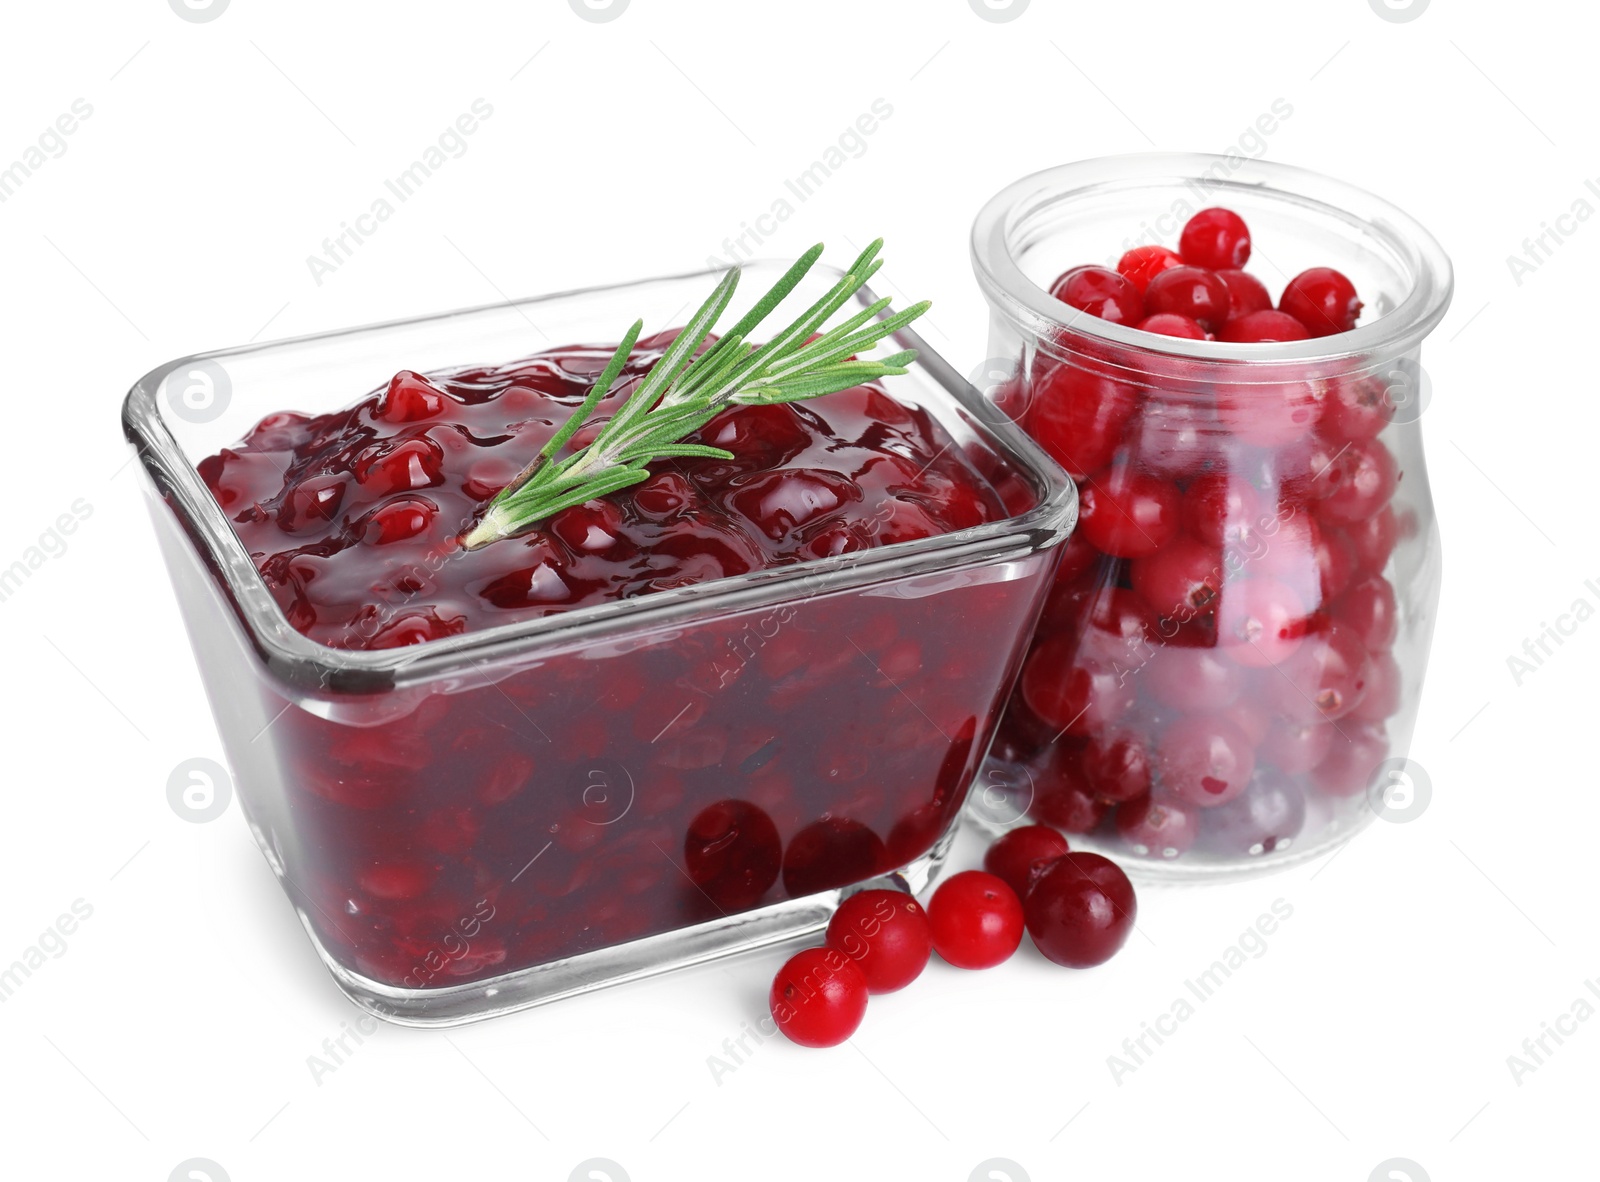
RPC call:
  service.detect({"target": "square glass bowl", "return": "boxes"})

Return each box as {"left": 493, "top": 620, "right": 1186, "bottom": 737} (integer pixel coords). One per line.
{"left": 122, "top": 264, "right": 1077, "bottom": 1025}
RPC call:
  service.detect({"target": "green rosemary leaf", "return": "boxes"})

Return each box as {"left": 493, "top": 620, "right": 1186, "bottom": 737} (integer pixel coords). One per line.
{"left": 459, "top": 241, "right": 929, "bottom": 549}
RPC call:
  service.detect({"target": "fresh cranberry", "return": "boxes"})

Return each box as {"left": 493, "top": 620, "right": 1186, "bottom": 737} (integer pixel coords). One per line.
{"left": 927, "top": 870, "right": 1025, "bottom": 969}
{"left": 1136, "top": 313, "right": 1208, "bottom": 340}
{"left": 1350, "top": 650, "right": 1402, "bottom": 723}
{"left": 1345, "top": 504, "right": 1401, "bottom": 574}
{"left": 1156, "top": 714, "right": 1256, "bottom": 807}
{"left": 1216, "top": 577, "right": 1310, "bottom": 668}
{"left": 1024, "top": 852, "right": 1137, "bottom": 968}
{"left": 1116, "top": 245, "right": 1185, "bottom": 294}
{"left": 1082, "top": 732, "right": 1154, "bottom": 803}
{"left": 1317, "top": 440, "right": 1398, "bottom": 525}
{"left": 1279, "top": 623, "right": 1372, "bottom": 722}
{"left": 1130, "top": 534, "right": 1223, "bottom": 618}
{"left": 1115, "top": 795, "right": 1197, "bottom": 858}
{"left": 1198, "top": 774, "right": 1306, "bottom": 856}
{"left": 1218, "top": 310, "right": 1310, "bottom": 343}
{"left": 1031, "top": 746, "right": 1113, "bottom": 833}
{"left": 1026, "top": 363, "right": 1142, "bottom": 478}
{"left": 1216, "top": 380, "right": 1322, "bottom": 448}
{"left": 1310, "top": 723, "right": 1389, "bottom": 798}
{"left": 769, "top": 947, "right": 868, "bottom": 1047}
{"left": 683, "top": 799, "right": 782, "bottom": 910}
{"left": 1050, "top": 265, "right": 1145, "bottom": 325}
{"left": 1183, "top": 472, "right": 1271, "bottom": 548}
{"left": 782, "top": 817, "right": 887, "bottom": 897}
{"left": 1312, "top": 523, "right": 1357, "bottom": 602}
{"left": 983, "top": 825, "right": 1071, "bottom": 899}
{"left": 1131, "top": 396, "right": 1222, "bottom": 479}
{"left": 826, "top": 889, "right": 932, "bottom": 993}
{"left": 1280, "top": 267, "right": 1363, "bottom": 336}
{"left": 1258, "top": 718, "right": 1335, "bottom": 773}
{"left": 1144, "top": 646, "right": 1245, "bottom": 713}
{"left": 1216, "top": 269, "right": 1272, "bottom": 319}
{"left": 1321, "top": 374, "right": 1394, "bottom": 442}
{"left": 1020, "top": 638, "right": 1137, "bottom": 736}
{"left": 1077, "top": 467, "right": 1181, "bottom": 558}
{"left": 1179, "top": 208, "right": 1252, "bottom": 270}
{"left": 1143, "top": 266, "right": 1231, "bottom": 332}
{"left": 1336, "top": 575, "right": 1399, "bottom": 651}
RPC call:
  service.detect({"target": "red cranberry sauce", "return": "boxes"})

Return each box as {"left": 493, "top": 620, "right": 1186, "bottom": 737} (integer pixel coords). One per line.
{"left": 204, "top": 333, "right": 1054, "bottom": 988}
{"left": 201, "top": 330, "right": 1006, "bottom": 651}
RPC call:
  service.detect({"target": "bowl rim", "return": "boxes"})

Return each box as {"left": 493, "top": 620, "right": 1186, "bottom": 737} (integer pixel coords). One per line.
{"left": 123, "top": 263, "right": 1078, "bottom": 693}
{"left": 971, "top": 152, "right": 1454, "bottom": 368}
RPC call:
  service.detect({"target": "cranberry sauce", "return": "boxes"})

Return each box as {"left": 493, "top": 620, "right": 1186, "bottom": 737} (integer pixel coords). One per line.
{"left": 199, "top": 333, "right": 1056, "bottom": 990}
{"left": 200, "top": 330, "right": 1004, "bottom": 651}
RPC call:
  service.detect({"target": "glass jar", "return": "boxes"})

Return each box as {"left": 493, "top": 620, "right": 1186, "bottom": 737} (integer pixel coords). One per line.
{"left": 968, "top": 154, "right": 1451, "bottom": 879}
{"left": 123, "top": 262, "right": 1076, "bottom": 1024}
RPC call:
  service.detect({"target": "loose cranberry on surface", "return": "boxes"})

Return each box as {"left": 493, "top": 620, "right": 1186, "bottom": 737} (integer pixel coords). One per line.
{"left": 770, "top": 947, "right": 868, "bottom": 1048}
{"left": 1179, "top": 207, "right": 1253, "bottom": 270}
{"left": 984, "top": 825, "right": 1072, "bottom": 899}
{"left": 1024, "top": 852, "right": 1137, "bottom": 968}
{"left": 1136, "top": 313, "right": 1208, "bottom": 340}
{"left": 1215, "top": 269, "right": 1272, "bottom": 320}
{"left": 1280, "top": 267, "right": 1363, "bottom": 336}
{"left": 1143, "top": 266, "right": 1232, "bottom": 332}
{"left": 1076, "top": 466, "right": 1181, "bottom": 558}
{"left": 1116, "top": 245, "right": 1185, "bottom": 294}
{"left": 1218, "top": 310, "right": 1311, "bottom": 343}
{"left": 1050, "top": 265, "right": 1145, "bottom": 325}
{"left": 826, "top": 889, "right": 933, "bottom": 993}
{"left": 927, "top": 870, "right": 1025, "bottom": 969}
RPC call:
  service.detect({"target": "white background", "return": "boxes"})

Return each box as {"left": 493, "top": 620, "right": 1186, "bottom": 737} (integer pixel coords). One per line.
{"left": 1, "top": 1, "right": 1592, "bottom": 1179}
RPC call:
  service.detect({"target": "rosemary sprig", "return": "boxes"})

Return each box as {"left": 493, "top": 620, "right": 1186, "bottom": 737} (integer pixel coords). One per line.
{"left": 460, "top": 240, "right": 929, "bottom": 550}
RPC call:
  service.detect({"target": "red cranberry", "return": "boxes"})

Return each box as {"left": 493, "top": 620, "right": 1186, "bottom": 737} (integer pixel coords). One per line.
{"left": 550, "top": 499, "right": 627, "bottom": 552}
{"left": 282, "top": 475, "right": 347, "bottom": 530}
{"left": 1144, "top": 646, "right": 1245, "bottom": 712}
{"left": 1115, "top": 794, "right": 1198, "bottom": 857}
{"left": 983, "top": 826, "right": 1071, "bottom": 899}
{"left": 1336, "top": 575, "right": 1399, "bottom": 651}
{"left": 1031, "top": 746, "right": 1113, "bottom": 833}
{"left": 1131, "top": 396, "right": 1222, "bottom": 480}
{"left": 1317, "top": 440, "right": 1398, "bottom": 525}
{"left": 352, "top": 436, "right": 445, "bottom": 493}
{"left": 1024, "top": 852, "right": 1137, "bottom": 968}
{"left": 782, "top": 817, "right": 887, "bottom": 897}
{"left": 1259, "top": 718, "right": 1335, "bottom": 774}
{"left": 364, "top": 496, "right": 438, "bottom": 545}
{"left": 1077, "top": 467, "right": 1181, "bottom": 558}
{"left": 730, "top": 469, "right": 861, "bottom": 540}
{"left": 769, "top": 947, "right": 868, "bottom": 1047}
{"left": 1136, "top": 313, "right": 1208, "bottom": 339}
{"left": 1130, "top": 534, "right": 1223, "bottom": 618}
{"left": 1143, "top": 266, "right": 1231, "bottom": 332}
{"left": 1345, "top": 504, "right": 1401, "bottom": 574}
{"left": 683, "top": 799, "right": 781, "bottom": 911}
{"left": 1020, "top": 639, "right": 1137, "bottom": 736}
{"left": 1026, "top": 363, "right": 1142, "bottom": 478}
{"left": 1321, "top": 375, "right": 1394, "bottom": 442}
{"left": 1216, "top": 380, "right": 1322, "bottom": 448}
{"left": 1310, "top": 723, "right": 1389, "bottom": 798}
{"left": 1050, "top": 265, "right": 1145, "bottom": 325}
{"left": 1218, "top": 310, "right": 1310, "bottom": 343}
{"left": 1280, "top": 267, "right": 1363, "bottom": 336}
{"left": 1216, "top": 577, "right": 1310, "bottom": 667}
{"left": 1350, "top": 650, "right": 1402, "bottom": 723}
{"left": 1216, "top": 269, "right": 1272, "bottom": 319}
{"left": 1199, "top": 773, "right": 1306, "bottom": 856}
{"left": 825, "top": 889, "right": 932, "bottom": 994}
{"left": 1313, "top": 523, "right": 1357, "bottom": 603}
{"left": 376, "top": 371, "right": 447, "bottom": 423}
{"left": 1116, "top": 245, "right": 1185, "bottom": 294}
{"left": 927, "top": 870, "right": 1025, "bottom": 969}
{"left": 1179, "top": 207, "right": 1252, "bottom": 270}
{"left": 1279, "top": 623, "right": 1372, "bottom": 723}
{"left": 1157, "top": 714, "right": 1256, "bottom": 807}
{"left": 1082, "top": 732, "right": 1153, "bottom": 803}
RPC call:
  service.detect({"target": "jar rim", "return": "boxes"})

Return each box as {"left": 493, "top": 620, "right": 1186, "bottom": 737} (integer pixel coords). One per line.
{"left": 970, "top": 153, "right": 1453, "bottom": 368}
